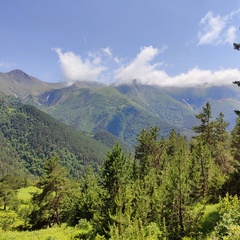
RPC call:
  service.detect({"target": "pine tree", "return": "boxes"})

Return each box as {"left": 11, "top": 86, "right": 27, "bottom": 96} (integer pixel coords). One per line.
{"left": 212, "top": 112, "right": 234, "bottom": 174}
{"left": 190, "top": 140, "right": 225, "bottom": 202}
{"left": 163, "top": 134, "right": 192, "bottom": 239}
{"left": 231, "top": 116, "right": 240, "bottom": 162}
{"left": 109, "top": 185, "right": 133, "bottom": 237}
{"left": 100, "top": 143, "right": 131, "bottom": 234}
{"left": 29, "top": 156, "right": 69, "bottom": 229}
{"left": 192, "top": 104, "right": 231, "bottom": 158}
{"left": 190, "top": 141, "right": 212, "bottom": 198}
{"left": 101, "top": 143, "right": 129, "bottom": 199}
{"left": 224, "top": 116, "right": 240, "bottom": 195}
{"left": 135, "top": 126, "right": 165, "bottom": 179}
{"left": 192, "top": 102, "right": 213, "bottom": 145}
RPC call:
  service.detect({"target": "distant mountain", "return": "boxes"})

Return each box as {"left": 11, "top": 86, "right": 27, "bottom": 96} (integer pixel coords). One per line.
{"left": 161, "top": 85, "right": 240, "bottom": 129}
{"left": 0, "top": 69, "right": 63, "bottom": 99}
{"left": 1, "top": 69, "right": 240, "bottom": 145}
{"left": 34, "top": 83, "right": 190, "bottom": 144}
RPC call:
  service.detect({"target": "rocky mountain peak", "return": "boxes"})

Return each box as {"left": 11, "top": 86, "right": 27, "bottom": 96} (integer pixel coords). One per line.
{"left": 7, "top": 69, "right": 31, "bottom": 82}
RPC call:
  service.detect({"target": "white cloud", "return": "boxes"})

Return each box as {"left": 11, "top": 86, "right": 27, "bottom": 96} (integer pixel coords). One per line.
{"left": 197, "top": 9, "right": 240, "bottom": 45}
{"left": 116, "top": 66, "right": 240, "bottom": 87}
{"left": 114, "top": 57, "right": 121, "bottom": 64}
{"left": 101, "top": 47, "right": 112, "bottom": 57}
{"left": 54, "top": 46, "right": 240, "bottom": 87}
{"left": 114, "top": 46, "right": 240, "bottom": 87}
{"left": 0, "top": 61, "right": 15, "bottom": 69}
{"left": 198, "top": 11, "right": 226, "bottom": 45}
{"left": 87, "top": 51, "right": 102, "bottom": 65}
{"left": 171, "top": 68, "right": 240, "bottom": 87}
{"left": 114, "top": 46, "right": 166, "bottom": 84}
{"left": 225, "top": 26, "right": 237, "bottom": 43}
{"left": 54, "top": 48, "right": 107, "bottom": 84}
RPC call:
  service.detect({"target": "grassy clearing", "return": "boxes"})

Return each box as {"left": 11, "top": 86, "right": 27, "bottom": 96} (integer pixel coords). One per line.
{"left": 200, "top": 203, "right": 220, "bottom": 239}
{"left": 0, "top": 225, "right": 81, "bottom": 240}
{"left": 17, "top": 186, "right": 39, "bottom": 202}
{"left": 0, "top": 187, "right": 40, "bottom": 232}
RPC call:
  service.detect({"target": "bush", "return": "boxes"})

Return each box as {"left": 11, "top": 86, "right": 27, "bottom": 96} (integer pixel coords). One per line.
{"left": 213, "top": 194, "right": 240, "bottom": 238}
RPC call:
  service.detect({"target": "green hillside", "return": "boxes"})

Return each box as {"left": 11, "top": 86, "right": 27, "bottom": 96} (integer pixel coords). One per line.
{"left": 33, "top": 84, "right": 195, "bottom": 145}
{"left": 116, "top": 83, "right": 197, "bottom": 130}
{"left": 163, "top": 85, "right": 240, "bottom": 128}
{"left": 0, "top": 95, "right": 110, "bottom": 177}
{"left": 1, "top": 69, "right": 240, "bottom": 146}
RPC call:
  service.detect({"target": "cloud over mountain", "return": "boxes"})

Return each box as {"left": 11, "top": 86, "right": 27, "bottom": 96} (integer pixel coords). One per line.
{"left": 114, "top": 46, "right": 166, "bottom": 84}
{"left": 55, "top": 46, "right": 240, "bottom": 87}
{"left": 54, "top": 48, "right": 107, "bottom": 84}
{"left": 114, "top": 46, "right": 240, "bottom": 87}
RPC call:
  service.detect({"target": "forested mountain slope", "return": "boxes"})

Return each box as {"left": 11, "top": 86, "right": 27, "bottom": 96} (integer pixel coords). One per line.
{"left": 35, "top": 84, "right": 183, "bottom": 145}
{"left": 0, "top": 95, "right": 111, "bottom": 177}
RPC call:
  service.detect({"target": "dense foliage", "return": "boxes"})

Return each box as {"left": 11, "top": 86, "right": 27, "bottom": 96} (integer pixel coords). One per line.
{"left": 1, "top": 101, "right": 240, "bottom": 239}
{"left": 0, "top": 96, "right": 110, "bottom": 177}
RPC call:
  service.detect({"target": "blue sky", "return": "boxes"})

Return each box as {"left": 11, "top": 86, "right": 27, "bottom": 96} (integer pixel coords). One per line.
{"left": 1, "top": 0, "right": 240, "bottom": 86}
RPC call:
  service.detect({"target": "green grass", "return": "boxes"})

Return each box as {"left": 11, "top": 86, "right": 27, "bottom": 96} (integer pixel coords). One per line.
{"left": 0, "top": 187, "right": 98, "bottom": 239}
{"left": 0, "top": 225, "right": 82, "bottom": 240}
{"left": 0, "top": 187, "right": 40, "bottom": 232}
{"left": 200, "top": 203, "right": 220, "bottom": 238}
{"left": 17, "top": 186, "right": 39, "bottom": 202}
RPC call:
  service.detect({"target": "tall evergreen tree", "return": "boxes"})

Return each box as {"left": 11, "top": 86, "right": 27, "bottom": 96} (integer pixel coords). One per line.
{"left": 212, "top": 112, "right": 234, "bottom": 174}
{"left": 109, "top": 184, "right": 134, "bottom": 237}
{"left": 135, "top": 126, "right": 165, "bottom": 179}
{"left": 190, "top": 141, "right": 212, "bottom": 198}
{"left": 100, "top": 143, "right": 131, "bottom": 235}
{"left": 231, "top": 116, "right": 240, "bottom": 162}
{"left": 213, "top": 112, "right": 229, "bottom": 142}
{"left": 29, "top": 156, "right": 70, "bottom": 229}
{"left": 192, "top": 102, "right": 213, "bottom": 145}
{"left": 163, "top": 134, "right": 192, "bottom": 239}
{"left": 190, "top": 140, "right": 225, "bottom": 202}
{"left": 192, "top": 103, "right": 233, "bottom": 180}
{"left": 101, "top": 143, "right": 129, "bottom": 199}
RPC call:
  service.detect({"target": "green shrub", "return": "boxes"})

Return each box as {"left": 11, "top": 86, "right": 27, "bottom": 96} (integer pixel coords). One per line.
{"left": 212, "top": 194, "right": 240, "bottom": 239}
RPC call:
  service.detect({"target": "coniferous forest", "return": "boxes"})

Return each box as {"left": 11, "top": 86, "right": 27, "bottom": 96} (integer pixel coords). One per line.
{"left": 1, "top": 98, "right": 240, "bottom": 239}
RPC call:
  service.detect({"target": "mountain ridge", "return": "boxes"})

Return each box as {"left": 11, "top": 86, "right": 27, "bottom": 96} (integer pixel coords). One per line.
{"left": 1, "top": 69, "right": 240, "bottom": 145}
{"left": 0, "top": 69, "right": 64, "bottom": 99}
